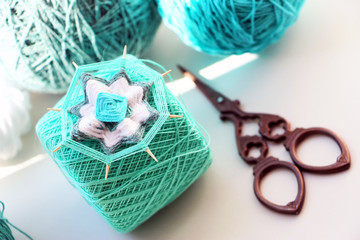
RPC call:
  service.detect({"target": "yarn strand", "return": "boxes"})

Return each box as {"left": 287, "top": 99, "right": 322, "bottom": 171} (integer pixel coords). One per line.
{"left": 0, "top": 202, "right": 33, "bottom": 240}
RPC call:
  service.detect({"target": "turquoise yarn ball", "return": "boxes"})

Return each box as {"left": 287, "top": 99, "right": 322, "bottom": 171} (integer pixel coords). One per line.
{"left": 0, "top": 0, "right": 161, "bottom": 93}
{"left": 158, "top": 0, "right": 305, "bottom": 55}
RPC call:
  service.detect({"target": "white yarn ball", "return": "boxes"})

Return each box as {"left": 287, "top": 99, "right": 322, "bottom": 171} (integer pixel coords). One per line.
{"left": 0, "top": 80, "right": 31, "bottom": 160}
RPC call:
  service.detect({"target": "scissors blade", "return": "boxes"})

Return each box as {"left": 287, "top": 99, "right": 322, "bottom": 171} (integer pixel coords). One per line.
{"left": 177, "top": 65, "right": 235, "bottom": 114}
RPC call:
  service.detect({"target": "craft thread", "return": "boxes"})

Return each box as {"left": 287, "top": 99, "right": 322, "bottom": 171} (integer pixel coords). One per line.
{"left": 0, "top": 201, "right": 33, "bottom": 240}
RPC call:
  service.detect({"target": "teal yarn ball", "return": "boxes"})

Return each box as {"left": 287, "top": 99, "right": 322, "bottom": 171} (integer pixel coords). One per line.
{"left": 158, "top": 0, "right": 305, "bottom": 55}
{"left": 0, "top": 0, "right": 161, "bottom": 93}
{"left": 36, "top": 55, "right": 212, "bottom": 232}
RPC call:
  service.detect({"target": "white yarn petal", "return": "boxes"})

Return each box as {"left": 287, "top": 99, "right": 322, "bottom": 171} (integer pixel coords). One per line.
{"left": 78, "top": 115, "right": 105, "bottom": 139}
{"left": 109, "top": 77, "right": 130, "bottom": 95}
{"left": 79, "top": 103, "right": 95, "bottom": 117}
{"left": 130, "top": 103, "right": 150, "bottom": 123}
{"left": 79, "top": 80, "right": 109, "bottom": 116}
{"left": 115, "top": 118, "right": 140, "bottom": 138}
{"left": 102, "top": 118, "right": 140, "bottom": 147}
{"left": 124, "top": 85, "right": 144, "bottom": 107}
{"left": 86, "top": 80, "right": 110, "bottom": 105}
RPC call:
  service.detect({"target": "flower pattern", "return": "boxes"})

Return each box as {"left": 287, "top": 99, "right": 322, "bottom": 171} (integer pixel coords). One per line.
{"left": 69, "top": 69, "right": 158, "bottom": 154}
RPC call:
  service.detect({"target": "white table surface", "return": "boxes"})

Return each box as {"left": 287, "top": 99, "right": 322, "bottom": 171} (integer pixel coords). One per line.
{"left": 1, "top": 0, "right": 360, "bottom": 239}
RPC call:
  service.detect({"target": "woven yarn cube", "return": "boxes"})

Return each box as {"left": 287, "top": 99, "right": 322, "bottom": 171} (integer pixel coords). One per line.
{"left": 36, "top": 55, "right": 212, "bottom": 233}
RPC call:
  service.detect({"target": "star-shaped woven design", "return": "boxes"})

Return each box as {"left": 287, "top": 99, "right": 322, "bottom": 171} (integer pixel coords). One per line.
{"left": 69, "top": 69, "right": 159, "bottom": 154}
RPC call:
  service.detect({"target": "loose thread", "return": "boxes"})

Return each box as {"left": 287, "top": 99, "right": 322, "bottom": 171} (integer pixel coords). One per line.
{"left": 0, "top": 201, "right": 33, "bottom": 240}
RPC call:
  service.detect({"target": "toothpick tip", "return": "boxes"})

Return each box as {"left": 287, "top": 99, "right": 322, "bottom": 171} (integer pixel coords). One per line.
{"left": 72, "top": 61, "right": 78, "bottom": 69}
{"left": 169, "top": 115, "right": 183, "bottom": 118}
{"left": 162, "top": 69, "right": 172, "bottom": 77}
{"left": 52, "top": 146, "right": 61, "bottom": 153}
{"left": 105, "top": 164, "right": 110, "bottom": 180}
{"left": 145, "top": 148, "right": 158, "bottom": 162}
{"left": 47, "top": 108, "right": 61, "bottom": 112}
{"left": 123, "top": 45, "right": 127, "bottom": 58}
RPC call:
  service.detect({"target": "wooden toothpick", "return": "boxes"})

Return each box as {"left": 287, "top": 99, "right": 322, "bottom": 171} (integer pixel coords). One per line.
{"left": 72, "top": 61, "right": 78, "bottom": 69}
{"left": 145, "top": 148, "right": 158, "bottom": 162}
{"left": 105, "top": 164, "right": 110, "bottom": 180}
{"left": 47, "top": 108, "right": 61, "bottom": 112}
{"left": 162, "top": 70, "right": 172, "bottom": 77}
{"left": 169, "top": 115, "right": 183, "bottom": 118}
{"left": 52, "top": 146, "right": 61, "bottom": 153}
{"left": 123, "top": 45, "right": 127, "bottom": 58}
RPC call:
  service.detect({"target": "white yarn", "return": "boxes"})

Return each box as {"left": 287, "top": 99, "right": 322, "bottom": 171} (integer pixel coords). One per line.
{"left": 78, "top": 77, "right": 151, "bottom": 148}
{"left": 0, "top": 20, "right": 32, "bottom": 160}
{"left": 0, "top": 80, "right": 31, "bottom": 160}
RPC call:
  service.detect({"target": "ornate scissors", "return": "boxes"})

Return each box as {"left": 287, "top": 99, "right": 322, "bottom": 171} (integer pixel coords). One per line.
{"left": 178, "top": 65, "right": 350, "bottom": 215}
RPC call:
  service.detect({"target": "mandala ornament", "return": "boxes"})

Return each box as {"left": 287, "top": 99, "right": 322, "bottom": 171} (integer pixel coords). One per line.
{"left": 47, "top": 47, "right": 182, "bottom": 181}
{"left": 69, "top": 69, "right": 159, "bottom": 155}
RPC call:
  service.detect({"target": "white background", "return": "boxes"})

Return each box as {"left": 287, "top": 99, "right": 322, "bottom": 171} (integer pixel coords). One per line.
{"left": 1, "top": 0, "right": 360, "bottom": 239}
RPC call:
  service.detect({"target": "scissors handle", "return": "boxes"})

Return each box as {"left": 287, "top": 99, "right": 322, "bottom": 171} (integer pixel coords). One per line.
{"left": 220, "top": 112, "right": 349, "bottom": 215}
{"left": 283, "top": 127, "right": 351, "bottom": 173}
{"left": 253, "top": 157, "right": 305, "bottom": 215}
{"left": 256, "top": 113, "right": 290, "bottom": 142}
{"left": 222, "top": 111, "right": 351, "bottom": 173}
{"left": 220, "top": 112, "right": 267, "bottom": 164}
{"left": 221, "top": 111, "right": 305, "bottom": 214}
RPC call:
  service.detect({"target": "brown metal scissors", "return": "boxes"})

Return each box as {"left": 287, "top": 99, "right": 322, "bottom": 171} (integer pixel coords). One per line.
{"left": 178, "top": 65, "right": 350, "bottom": 215}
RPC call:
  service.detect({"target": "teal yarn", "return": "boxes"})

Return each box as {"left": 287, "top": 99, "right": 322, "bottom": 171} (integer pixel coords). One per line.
{"left": 36, "top": 55, "right": 212, "bottom": 232}
{"left": 0, "top": 0, "right": 161, "bottom": 93}
{"left": 0, "top": 202, "right": 33, "bottom": 240}
{"left": 158, "top": 0, "right": 305, "bottom": 55}
{"left": 95, "top": 93, "right": 128, "bottom": 123}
